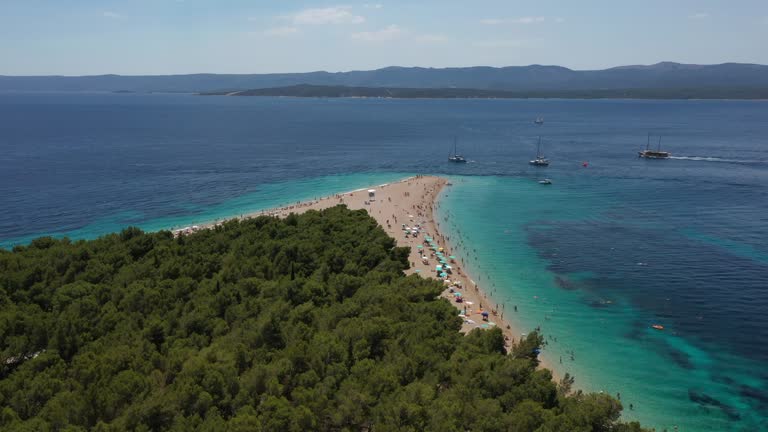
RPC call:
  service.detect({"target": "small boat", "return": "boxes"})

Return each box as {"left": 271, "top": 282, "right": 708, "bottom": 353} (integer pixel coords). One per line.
{"left": 639, "top": 133, "right": 671, "bottom": 159}
{"left": 538, "top": 179, "right": 552, "bottom": 185}
{"left": 652, "top": 324, "right": 664, "bottom": 330}
{"left": 448, "top": 137, "right": 467, "bottom": 163}
{"left": 529, "top": 136, "right": 550, "bottom": 166}
{"left": 534, "top": 117, "right": 544, "bottom": 125}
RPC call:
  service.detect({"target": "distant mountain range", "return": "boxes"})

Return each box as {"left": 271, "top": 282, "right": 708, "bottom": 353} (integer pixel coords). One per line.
{"left": 2, "top": 62, "right": 768, "bottom": 97}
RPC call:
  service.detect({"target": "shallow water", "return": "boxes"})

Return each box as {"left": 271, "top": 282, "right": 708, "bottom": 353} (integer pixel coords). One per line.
{"left": 1, "top": 92, "right": 767, "bottom": 430}
{"left": 437, "top": 176, "right": 768, "bottom": 431}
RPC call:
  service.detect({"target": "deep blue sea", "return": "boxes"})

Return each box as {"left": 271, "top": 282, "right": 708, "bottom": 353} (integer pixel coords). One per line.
{"left": 1, "top": 92, "right": 767, "bottom": 431}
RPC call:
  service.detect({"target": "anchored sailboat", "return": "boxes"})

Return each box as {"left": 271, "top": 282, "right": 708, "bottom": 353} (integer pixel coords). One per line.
{"left": 529, "top": 136, "right": 550, "bottom": 166}
{"left": 448, "top": 137, "right": 467, "bottom": 163}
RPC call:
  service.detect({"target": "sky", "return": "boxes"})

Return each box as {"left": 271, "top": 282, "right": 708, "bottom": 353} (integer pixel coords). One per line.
{"left": 1, "top": 0, "right": 767, "bottom": 75}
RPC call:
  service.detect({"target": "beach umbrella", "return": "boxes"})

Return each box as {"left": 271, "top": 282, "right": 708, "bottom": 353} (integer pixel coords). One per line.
{"left": 439, "top": 272, "right": 447, "bottom": 277}
{"left": 435, "top": 265, "right": 442, "bottom": 270}
{"left": 453, "top": 292, "right": 462, "bottom": 297}
{"left": 445, "top": 265, "right": 452, "bottom": 270}
{"left": 438, "top": 247, "right": 444, "bottom": 251}
{"left": 449, "top": 255, "right": 456, "bottom": 259}
{"left": 481, "top": 311, "right": 489, "bottom": 317}
{"left": 416, "top": 245, "right": 423, "bottom": 249}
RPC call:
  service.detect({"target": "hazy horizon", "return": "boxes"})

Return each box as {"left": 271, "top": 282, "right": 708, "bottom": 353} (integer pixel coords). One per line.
{"left": 3, "top": 60, "right": 768, "bottom": 78}
{"left": 2, "top": 0, "right": 767, "bottom": 76}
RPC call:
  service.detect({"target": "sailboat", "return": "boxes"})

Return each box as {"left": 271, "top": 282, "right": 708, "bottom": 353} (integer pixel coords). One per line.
{"left": 534, "top": 117, "right": 544, "bottom": 125}
{"left": 448, "top": 137, "right": 467, "bottom": 163}
{"left": 638, "top": 133, "right": 670, "bottom": 159}
{"left": 529, "top": 136, "right": 550, "bottom": 166}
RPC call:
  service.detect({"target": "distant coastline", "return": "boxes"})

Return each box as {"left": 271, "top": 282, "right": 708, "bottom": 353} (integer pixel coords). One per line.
{"left": 3, "top": 62, "right": 768, "bottom": 99}
{"left": 199, "top": 84, "right": 768, "bottom": 100}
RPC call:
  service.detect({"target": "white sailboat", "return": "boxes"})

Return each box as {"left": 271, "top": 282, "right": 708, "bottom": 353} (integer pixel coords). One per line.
{"left": 448, "top": 137, "right": 467, "bottom": 163}
{"left": 529, "top": 136, "right": 550, "bottom": 166}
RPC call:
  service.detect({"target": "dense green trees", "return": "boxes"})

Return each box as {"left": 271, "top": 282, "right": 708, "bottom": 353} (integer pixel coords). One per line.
{"left": 0, "top": 206, "right": 647, "bottom": 431}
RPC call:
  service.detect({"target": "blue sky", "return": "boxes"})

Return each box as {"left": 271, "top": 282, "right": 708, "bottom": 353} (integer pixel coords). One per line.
{"left": 1, "top": 0, "right": 767, "bottom": 75}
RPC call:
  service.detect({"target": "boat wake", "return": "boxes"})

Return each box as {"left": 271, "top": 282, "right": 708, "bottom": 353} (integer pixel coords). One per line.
{"left": 669, "top": 156, "right": 764, "bottom": 164}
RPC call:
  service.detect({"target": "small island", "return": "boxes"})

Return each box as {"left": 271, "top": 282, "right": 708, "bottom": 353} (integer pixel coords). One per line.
{"left": 200, "top": 83, "right": 768, "bottom": 100}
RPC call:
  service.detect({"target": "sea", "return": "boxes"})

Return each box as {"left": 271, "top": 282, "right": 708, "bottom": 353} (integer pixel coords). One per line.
{"left": 1, "top": 92, "right": 767, "bottom": 431}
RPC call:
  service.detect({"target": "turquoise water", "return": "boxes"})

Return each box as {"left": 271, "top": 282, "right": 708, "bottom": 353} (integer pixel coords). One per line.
{"left": 0, "top": 172, "right": 410, "bottom": 248}
{"left": 3, "top": 94, "right": 767, "bottom": 430}
{"left": 436, "top": 176, "right": 767, "bottom": 431}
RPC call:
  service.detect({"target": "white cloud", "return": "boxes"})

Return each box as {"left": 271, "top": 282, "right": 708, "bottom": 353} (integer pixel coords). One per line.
{"left": 554, "top": 17, "right": 565, "bottom": 23}
{"left": 264, "top": 26, "right": 300, "bottom": 37}
{"left": 514, "top": 16, "right": 545, "bottom": 24}
{"left": 481, "top": 16, "right": 547, "bottom": 25}
{"left": 351, "top": 24, "right": 403, "bottom": 42}
{"left": 363, "top": 3, "right": 383, "bottom": 8}
{"left": 688, "top": 12, "right": 709, "bottom": 19}
{"left": 103, "top": 11, "right": 122, "bottom": 19}
{"left": 292, "top": 7, "right": 365, "bottom": 25}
